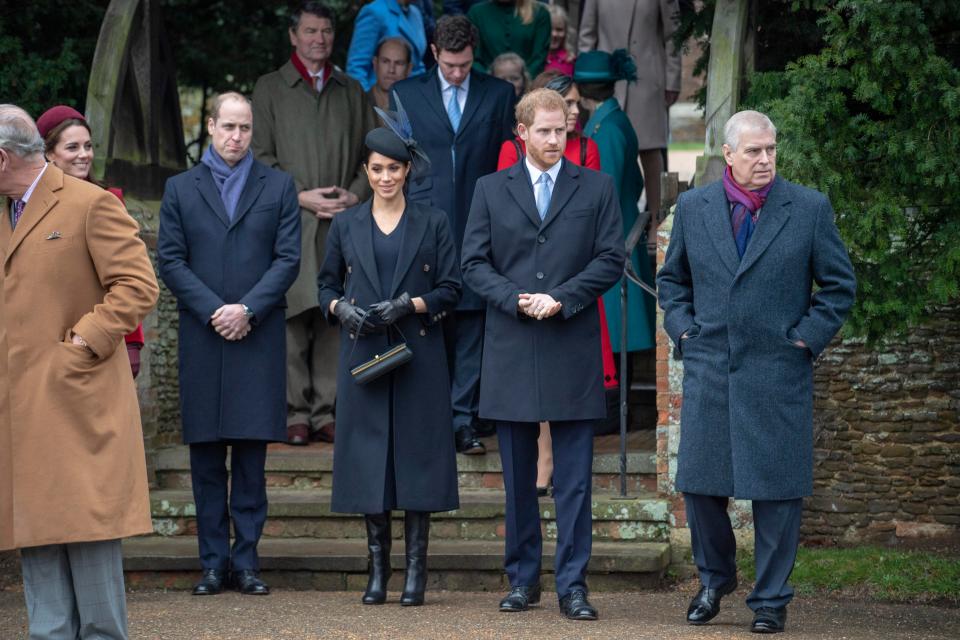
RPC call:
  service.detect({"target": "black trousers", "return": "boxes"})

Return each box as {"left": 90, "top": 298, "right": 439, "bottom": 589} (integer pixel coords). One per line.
{"left": 190, "top": 441, "right": 268, "bottom": 572}
{"left": 498, "top": 420, "right": 594, "bottom": 599}
{"left": 684, "top": 493, "right": 803, "bottom": 611}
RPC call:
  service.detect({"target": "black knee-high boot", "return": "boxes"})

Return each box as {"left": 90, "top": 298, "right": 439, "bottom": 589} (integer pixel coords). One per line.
{"left": 400, "top": 511, "right": 430, "bottom": 606}
{"left": 362, "top": 512, "right": 392, "bottom": 604}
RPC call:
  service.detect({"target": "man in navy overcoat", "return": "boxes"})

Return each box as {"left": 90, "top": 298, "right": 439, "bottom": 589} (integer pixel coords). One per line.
{"left": 461, "top": 89, "right": 624, "bottom": 621}
{"left": 657, "top": 110, "right": 856, "bottom": 633}
{"left": 391, "top": 14, "right": 516, "bottom": 454}
{"left": 158, "top": 93, "right": 301, "bottom": 597}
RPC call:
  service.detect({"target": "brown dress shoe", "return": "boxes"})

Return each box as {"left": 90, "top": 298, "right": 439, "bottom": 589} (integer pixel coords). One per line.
{"left": 311, "top": 421, "right": 335, "bottom": 443}
{"left": 287, "top": 423, "right": 309, "bottom": 446}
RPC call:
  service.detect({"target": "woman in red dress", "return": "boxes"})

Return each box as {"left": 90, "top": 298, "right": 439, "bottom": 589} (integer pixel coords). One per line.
{"left": 37, "top": 106, "right": 146, "bottom": 378}
{"left": 496, "top": 71, "right": 618, "bottom": 495}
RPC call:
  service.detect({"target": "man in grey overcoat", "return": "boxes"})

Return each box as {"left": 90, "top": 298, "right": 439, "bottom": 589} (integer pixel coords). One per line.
{"left": 252, "top": 1, "right": 377, "bottom": 445}
{"left": 657, "top": 110, "right": 856, "bottom": 634}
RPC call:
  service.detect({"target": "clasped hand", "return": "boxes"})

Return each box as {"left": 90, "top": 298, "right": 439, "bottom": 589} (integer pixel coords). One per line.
{"left": 518, "top": 292, "right": 561, "bottom": 320}
{"left": 211, "top": 304, "right": 250, "bottom": 341}
{"left": 299, "top": 187, "right": 359, "bottom": 219}
{"left": 369, "top": 292, "right": 415, "bottom": 325}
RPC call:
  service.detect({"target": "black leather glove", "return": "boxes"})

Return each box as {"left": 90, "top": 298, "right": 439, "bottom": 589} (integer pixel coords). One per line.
{"left": 369, "top": 292, "right": 416, "bottom": 325}
{"left": 333, "top": 299, "right": 377, "bottom": 336}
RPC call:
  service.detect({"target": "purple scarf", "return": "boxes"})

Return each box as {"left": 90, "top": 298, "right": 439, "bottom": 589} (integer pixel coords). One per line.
{"left": 723, "top": 166, "right": 773, "bottom": 258}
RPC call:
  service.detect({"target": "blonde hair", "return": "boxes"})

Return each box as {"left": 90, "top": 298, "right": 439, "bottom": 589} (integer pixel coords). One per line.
{"left": 547, "top": 4, "right": 574, "bottom": 58}
{"left": 515, "top": 88, "right": 569, "bottom": 127}
{"left": 516, "top": 0, "right": 536, "bottom": 26}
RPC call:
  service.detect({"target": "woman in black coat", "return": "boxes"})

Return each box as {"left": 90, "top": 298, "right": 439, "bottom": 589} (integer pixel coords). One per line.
{"left": 317, "top": 117, "right": 461, "bottom": 607}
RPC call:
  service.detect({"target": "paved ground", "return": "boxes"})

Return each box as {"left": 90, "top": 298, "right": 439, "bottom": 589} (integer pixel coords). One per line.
{"left": 1, "top": 588, "right": 956, "bottom": 639}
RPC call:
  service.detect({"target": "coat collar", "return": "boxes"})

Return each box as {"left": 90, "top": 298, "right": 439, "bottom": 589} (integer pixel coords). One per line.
{"left": 280, "top": 58, "right": 347, "bottom": 91}
{"left": 699, "top": 175, "right": 792, "bottom": 278}
{"left": 4, "top": 164, "right": 62, "bottom": 265}
{"left": 349, "top": 199, "right": 429, "bottom": 299}
{"left": 193, "top": 160, "right": 267, "bottom": 229}
{"left": 505, "top": 158, "right": 580, "bottom": 230}
{"left": 584, "top": 98, "right": 620, "bottom": 138}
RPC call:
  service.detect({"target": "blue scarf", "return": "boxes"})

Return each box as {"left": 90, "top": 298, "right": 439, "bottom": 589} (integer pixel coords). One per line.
{"left": 201, "top": 146, "right": 253, "bottom": 220}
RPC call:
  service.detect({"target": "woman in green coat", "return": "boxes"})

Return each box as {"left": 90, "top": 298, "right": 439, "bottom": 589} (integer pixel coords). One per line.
{"left": 468, "top": 0, "right": 551, "bottom": 77}
{"left": 575, "top": 49, "right": 656, "bottom": 353}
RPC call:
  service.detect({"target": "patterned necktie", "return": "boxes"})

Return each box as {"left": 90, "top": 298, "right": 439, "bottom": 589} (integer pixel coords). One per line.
{"left": 446, "top": 85, "right": 461, "bottom": 132}
{"left": 536, "top": 173, "right": 553, "bottom": 221}
{"left": 11, "top": 199, "right": 25, "bottom": 229}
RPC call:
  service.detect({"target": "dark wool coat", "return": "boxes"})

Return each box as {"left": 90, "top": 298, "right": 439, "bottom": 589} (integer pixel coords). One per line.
{"left": 461, "top": 160, "right": 625, "bottom": 422}
{"left": 158, "top": 160, "right": 301, "bottom": 443}
{"left": 657, "top": 176, "right": 856, "bottom": 500}
{"left": 390, "top": 69, "right": 516, "bottom": 310}
{"left": 317, "top": 201, "right": 461, "bottom": 514}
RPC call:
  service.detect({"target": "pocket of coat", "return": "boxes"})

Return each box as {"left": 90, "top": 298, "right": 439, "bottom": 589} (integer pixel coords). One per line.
{"left": 29, "top": 235, "right": 77, "bottom": 253}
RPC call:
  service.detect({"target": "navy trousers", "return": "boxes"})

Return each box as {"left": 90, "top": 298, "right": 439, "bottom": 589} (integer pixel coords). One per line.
{"left": 684, "top": 493, "right": 803, "bottom": 611}
{"left": 498, "top": 420, "right": 594, "bottom": 599}
{"left": 445, "top": 310, "right": 484, "bottom": 431}
{"left": 190, "top": 441, "right": 269, "bottom": 572}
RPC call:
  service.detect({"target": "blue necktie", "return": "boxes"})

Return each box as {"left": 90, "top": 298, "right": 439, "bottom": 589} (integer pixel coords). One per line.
{"left": 446, "top": 85, "right": 461, "bottom": 132}
{"left": 536, "top": 173, "right": 553, "bottom": 221}
{"left": 11, "top": 199, "right": 25, "bottom": 229}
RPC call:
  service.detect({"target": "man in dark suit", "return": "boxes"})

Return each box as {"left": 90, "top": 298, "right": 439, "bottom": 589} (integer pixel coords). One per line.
{"left": 461, "top": 89, "right": 624, "bottom": 620}
{"left": 158, "top": 92, "right": 301, "bottom": 597}
{"left": 391, "top": 14, "right": 516, "bottom": 454}
{"left": 657, "top": 110, "right": 856, "bottom": 634}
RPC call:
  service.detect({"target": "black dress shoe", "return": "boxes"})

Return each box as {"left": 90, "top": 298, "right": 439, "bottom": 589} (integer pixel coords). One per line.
{"left": 686, "top": 578, "right": 737, "bottom": 624}
{"left": 234, "top": 569, "right": 270, "bottom": 595}
{"left": 751, "top": 606, "right": 787, "bottom": 633}
{"left": 455, "top": 425, "right": 486, "bottom": 455}
{"left": 499, "top": 585, "right": 541, "bottom": 612}
{"left": 192, "top": 568, "right": 226, "bottom": 596}
{"left": 559, "top": 589, "right": 598, "bottom": 620}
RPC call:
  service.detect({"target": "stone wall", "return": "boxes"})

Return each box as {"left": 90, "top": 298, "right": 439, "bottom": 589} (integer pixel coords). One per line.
{"left": 656, "top": 214, "right": 960, "bottom": 553}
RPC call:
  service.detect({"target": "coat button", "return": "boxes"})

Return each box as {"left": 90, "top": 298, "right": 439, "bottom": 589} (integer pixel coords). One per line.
{"left": 536, "top": 272, "right": 544, "bottom": 280}
{"left": 349, "top": 333, "right": 356, "bottom": 340}
{"left": 538, "top": 235, "right": 546, "bottom": 244}
{"left": 350, "top": 298, "right": 356, "bottom": 304}
{"left": 423, "top": 264, "right": 430, "bottom": 272}
{"left": 419, "top": 328, "right": 426, "bottom": 336}
{"left": 347, "top": 265, "right": 352, "bottom": 274}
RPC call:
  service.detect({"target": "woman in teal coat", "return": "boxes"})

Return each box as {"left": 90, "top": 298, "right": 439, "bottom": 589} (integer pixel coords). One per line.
{"left": 575, "top": 50, "right": 655, "bottom": 353}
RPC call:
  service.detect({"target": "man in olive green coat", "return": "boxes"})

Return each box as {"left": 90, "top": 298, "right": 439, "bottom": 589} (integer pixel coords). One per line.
{"left": 252, "top": 1, "right": 377, "bottom": 445}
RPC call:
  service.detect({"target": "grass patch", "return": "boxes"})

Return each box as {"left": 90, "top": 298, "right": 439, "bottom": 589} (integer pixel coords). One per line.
{"left": 736, "top": 546, "right": 960, "bottom": 605}
{"left": 668, "top": 141, "right": 704, "bottom": 152}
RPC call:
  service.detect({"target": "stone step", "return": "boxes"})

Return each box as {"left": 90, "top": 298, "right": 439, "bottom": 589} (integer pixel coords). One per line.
{"left": 154, "top": 445, "right": 658, "bottom": 494}
{"left": 122, "top": 536, "right": 670, "bottom": 592}
{"left": 150, "top": 489, "right": 670, "bottom": 543}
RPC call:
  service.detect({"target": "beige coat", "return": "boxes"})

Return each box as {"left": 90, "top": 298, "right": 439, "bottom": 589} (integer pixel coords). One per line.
{"left": 0, "top": 166, "right": 159, "bottom": 550}
{"left": 579, "top": 0, "right": 682, "bottom": 149}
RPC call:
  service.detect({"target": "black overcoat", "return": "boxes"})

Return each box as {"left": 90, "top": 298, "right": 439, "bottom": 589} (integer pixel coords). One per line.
{"left": 391, "top": 69, "right": 516, "bottom": 310}
{"left": 460, "top": 160, "right": 625, "bottom": 422}
{"left": 317, "top": 200, "right": 462, "bottom": 514}
{"left": 657, "top": 176, "right": 856, "bottom": 500}
{"left": 158, "top": 160, "right": 301, "bottom": 443}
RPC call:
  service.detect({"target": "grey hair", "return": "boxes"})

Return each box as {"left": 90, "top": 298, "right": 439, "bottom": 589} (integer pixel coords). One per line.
{"left": 0, "top": 104, "right": 44, "bottom": 159}
{"left": 210, "top": 92, "right": 252, "bottom": 121}
{"left": 723, "top": 110, "right": 777, "bottom": 151}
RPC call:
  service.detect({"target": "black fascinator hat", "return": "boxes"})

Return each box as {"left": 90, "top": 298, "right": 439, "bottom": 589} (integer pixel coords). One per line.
{"left": 365, "top": 92, "right": 431, "bottom": 179}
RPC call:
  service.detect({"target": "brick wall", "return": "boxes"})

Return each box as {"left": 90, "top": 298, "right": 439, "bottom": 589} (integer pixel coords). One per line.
{"left": 656, "top": 214, "right": 960, "bottom": 550}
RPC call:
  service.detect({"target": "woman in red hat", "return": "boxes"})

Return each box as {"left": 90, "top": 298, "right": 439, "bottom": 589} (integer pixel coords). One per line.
{"left": 37, "top": 105, "right": 146, "bottom": 378}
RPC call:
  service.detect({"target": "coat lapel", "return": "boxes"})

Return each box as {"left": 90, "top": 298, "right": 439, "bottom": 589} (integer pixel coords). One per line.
{"left": 505, "top": 161, "right": 541, "bottom": 228}
{"left": 456, "top": 72, "right": 485, "bottom": 137}
{"left": 539, "top": 160, "right": 579, "bottom": 232}
{"left": 389, "top": 204, "right": 428, "bottom": 298}
{"left": 699, "top": 181, "right": 740, "bottom": 277}
{"left": 423, "top": 72, "right": 454, "bottom": 136}
{"left": 349, "top": 201, "right": 381, "bottom": 295}
{"left": 195, "top": 168, "right": 231, "bottom": 228}
{"left": 229, "top": 161, "right": 266, "bottom": 229}
{"left": 735, "top": 176, "right": 792, "bottom": 278}
{"left": 5, "top": 165, "right": 60, "bottom": 265}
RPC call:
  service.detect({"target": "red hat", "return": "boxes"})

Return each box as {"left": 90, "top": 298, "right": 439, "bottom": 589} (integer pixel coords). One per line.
{"left": 36, "top": 105, "right": 86, "bottom": 139}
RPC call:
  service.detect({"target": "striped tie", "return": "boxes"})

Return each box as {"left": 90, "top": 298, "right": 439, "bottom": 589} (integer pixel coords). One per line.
{"left": 446, "top": 85, "right": 461, "bottom": 132}
{"left": 11, "top": 199, "right": 25, "bottom": 229}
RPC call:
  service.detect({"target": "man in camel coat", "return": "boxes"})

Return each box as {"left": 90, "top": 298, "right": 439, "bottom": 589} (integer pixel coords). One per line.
{"left": 0, "top": 104, "right": 159, "bottom": 638}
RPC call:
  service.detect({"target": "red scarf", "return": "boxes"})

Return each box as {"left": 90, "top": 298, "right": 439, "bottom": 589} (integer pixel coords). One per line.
{"left": 290, "top": 52, "right": 331, "bottom": 92}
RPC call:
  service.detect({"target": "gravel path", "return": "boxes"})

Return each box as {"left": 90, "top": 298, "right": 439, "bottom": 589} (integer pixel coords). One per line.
{"left": 1, "top": 588, "right": 956, "bottom": 639}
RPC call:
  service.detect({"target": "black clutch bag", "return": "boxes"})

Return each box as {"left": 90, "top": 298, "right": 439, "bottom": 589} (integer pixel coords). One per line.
{"left": 348, "top": 311, "right": 413, "bottom": 385}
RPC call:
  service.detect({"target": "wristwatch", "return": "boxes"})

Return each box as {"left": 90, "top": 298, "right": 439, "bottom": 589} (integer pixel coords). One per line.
{"left": 241, "top": 304, "right": 254, "bottom": 319}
